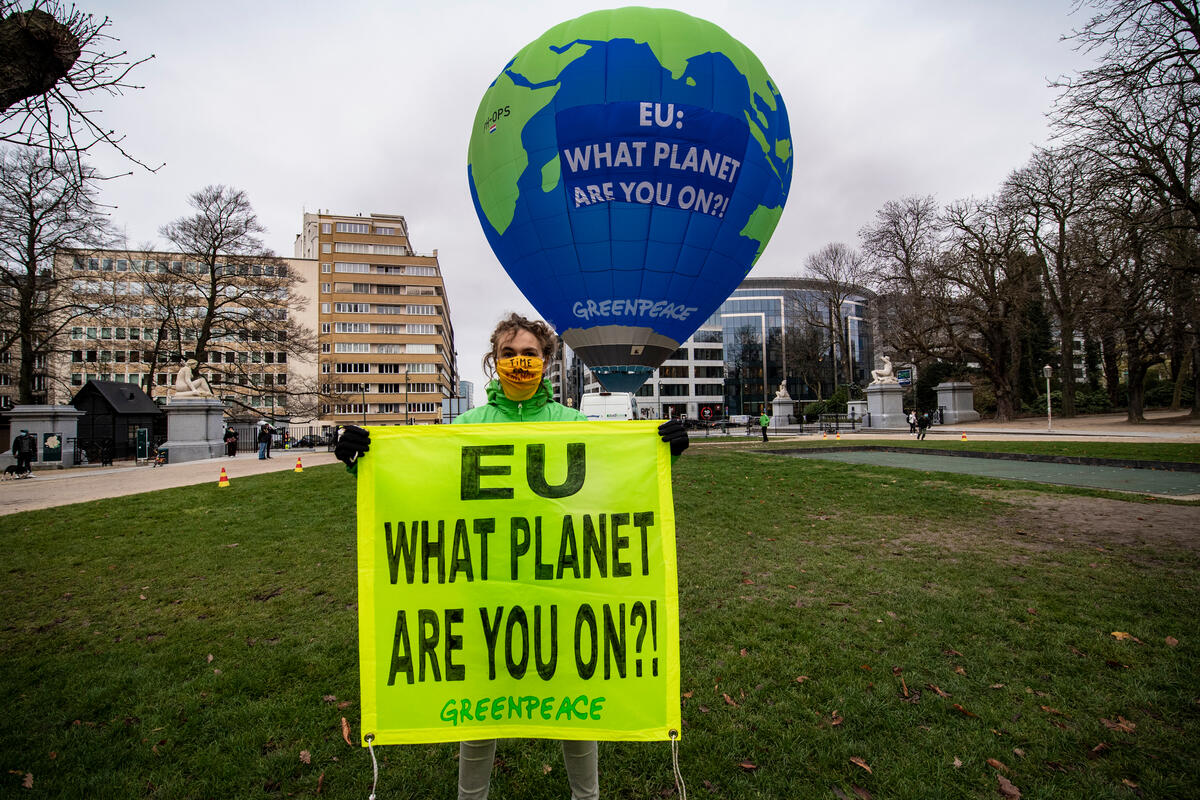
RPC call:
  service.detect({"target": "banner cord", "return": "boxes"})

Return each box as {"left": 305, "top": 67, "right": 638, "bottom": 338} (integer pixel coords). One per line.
{"left": 366, "top": 734, "right": 379, "bottom": 800}
{"left": 670, "top": 730, "right": 687, "bottom": 800}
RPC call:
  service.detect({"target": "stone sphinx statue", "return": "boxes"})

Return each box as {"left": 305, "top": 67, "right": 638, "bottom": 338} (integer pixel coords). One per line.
{"left": 870, "top": 356, "right": 900, "bottom": 385}
{"left": 173, "top": 359, "right": 214, "bottom": 398}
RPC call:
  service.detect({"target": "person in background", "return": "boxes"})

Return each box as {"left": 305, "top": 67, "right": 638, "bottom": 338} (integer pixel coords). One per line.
{"left": 224, "top": 426, "right": 239, "bottom": 457}
{"left": 759, "top": 408, "right": 770, "bottom": 442}
{"left": 335, "top": 312, "right": 688, "bottom": 800}
{"left": 917, "top": 411, "right": 931, "bottom": 440}
{"left": 908, "top": 410, "right": 917, "bottom": 436}
{"left": 11, "top": 429, "right": 36, "bottom": 475}
{"left": 256, "top": 423, "right": 270, "bottom": 460}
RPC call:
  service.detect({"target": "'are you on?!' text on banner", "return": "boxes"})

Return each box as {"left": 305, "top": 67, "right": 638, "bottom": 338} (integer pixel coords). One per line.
{"left": 356, "top": 422, "right": 681, "bottom": 745}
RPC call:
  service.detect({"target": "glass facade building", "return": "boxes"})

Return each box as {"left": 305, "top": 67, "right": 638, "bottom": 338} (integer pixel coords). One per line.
{"left": 582, "top": 276, "right": 874, "bottom": 419}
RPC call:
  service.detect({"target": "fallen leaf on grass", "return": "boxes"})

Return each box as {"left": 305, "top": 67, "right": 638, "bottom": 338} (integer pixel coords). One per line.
{"left": 830, "top": 710, "right": 844, "bottom": 726}
{"left": 952, "top": 757, "right": 962, "bottom": 768}
{"left": 927, "top": 684, "right": 952, "bottom": 698}
{"left": 954, "top": 665, "right": 967, "bottom": 675}
{"left": 1111, "top": 632, "right": 1143, "bottom": 644}
{"left": 860, "top": 664, "right": 872, "bottom": 671}
{"left": 722, "top": 693, "right": 738, "bottom": 707}
{"left": 739, "top": 648, "right": 748, "bottom": 657}
{"left": 300, "top": 750, "right": 311, "bottom": 764}
{"left": 1040, "top": 705, "right": 1064, "bottom": 716}
{"left": 1013, "top": 748, "right": 1025, "bottom": 758}
{"left": 952, "top": 704, "right": 978, "bottom": 718}
{"left": 990, "top": 683, "right": 1006, "bottom": 689}
{"left": 1165, "top": 636, "right": 1179, "bottom": 647}
{"left": 341, "top": 718, "right": 352, "bottom": 746}
{"left": 851, "top": 785, "right": 873, "bottom": 800}
{"left": 542, "top": 764, "right": 552, "bottom": 774}
{"left": 206, "top": 654, "right": 214, "bottom": 663}
{"left": 1087, "top": 742, "right": 1110, "bottom": 759}
{"left": 1027, "top": 608, "right": 1037, "bottom": 615}
{"left": 997, "top": 774, "right": 1021, "bottom": 798}
{"left": 1100, "top": 716, "right": 1135, "bottom": 733}
{"left": 337, "top": 700, "right": 352, "bottom": 709}
{"left": 832, "top": 787, "right": 850, "bottom": 800}
{"left": 795, "top": 676, "right": 809, "bottom": 683}
{"left": 699, "top": 705, "right": 710, "bottom": 713}
{"left": 849, "top": 756, "right": 872, "bottom": 774}
{"left": 682, "top": 691, "right": 694, "bottom": 698}
{"left": 741, "top": 578, "right": 755, "bottom": 585}
{"left": 702, "top": 779, "right": 717, "bottom": 792}
{"left": 1122, "top": 778, "right": 1139, "bottom": 788}
{"left": 317, "top": 772, "right": 324, "bottom": 794}
{"left": 986, "top": 758, "right": 1009, "bottom": 772}
{"left": 22, "top": 773, "right": 32, "bottom": 789}
{"left": 737, "top": 761, "right": 757, "bottom": 771}
{"left": 943, "top": 648, "right": 963, "bottom": 656}
{"left": 891, "top": 666, "right": 903, "bottom": 676}
{"left": 1105, "top": 659, "right": 1130, "bottom": 669}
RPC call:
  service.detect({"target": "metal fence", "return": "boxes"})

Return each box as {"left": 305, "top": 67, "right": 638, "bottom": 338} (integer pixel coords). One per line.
{"left": 223, "top": 424, "right": 340, "bottom": 456}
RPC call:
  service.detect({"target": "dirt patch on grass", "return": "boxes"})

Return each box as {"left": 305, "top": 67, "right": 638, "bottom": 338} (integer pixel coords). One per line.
{"left": 983, "top": 491, "right": 1200, "bottom": 554}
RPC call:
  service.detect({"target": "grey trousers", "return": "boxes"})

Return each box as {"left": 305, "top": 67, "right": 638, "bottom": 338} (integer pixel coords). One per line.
{"left": 458, "top": 739, "right": 599, "bottom": 800}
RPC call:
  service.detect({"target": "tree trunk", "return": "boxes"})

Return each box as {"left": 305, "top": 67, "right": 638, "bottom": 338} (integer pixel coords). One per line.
{"left": 1125, "top": 332, "right": 1147, "bottom": 423}
{"left": 1058, "top": 323, "right": 1076, "bottom": 417}
{"left": 1101, "top": 328, "right": 1121, "bottom": 408}
{"left": 1191, "top": 336, "right": 1200, "bottom": 419}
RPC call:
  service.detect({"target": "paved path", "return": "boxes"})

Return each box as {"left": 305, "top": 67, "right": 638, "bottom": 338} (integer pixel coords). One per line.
{"left": 0, "top": 450, "right": 342, "bottom": 516}
{"left": 786, "top": 450, "right": 1200, "bottom": 497}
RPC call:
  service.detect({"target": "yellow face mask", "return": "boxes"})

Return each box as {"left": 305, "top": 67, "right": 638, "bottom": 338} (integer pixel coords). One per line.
{"left": 496, "top": 355, "right": 544, "bottom": 401}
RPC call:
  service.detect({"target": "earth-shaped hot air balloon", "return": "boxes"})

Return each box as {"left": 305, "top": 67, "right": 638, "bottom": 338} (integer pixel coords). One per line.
{"left": 468, "top": 7, "right": 791, "bottom": 392}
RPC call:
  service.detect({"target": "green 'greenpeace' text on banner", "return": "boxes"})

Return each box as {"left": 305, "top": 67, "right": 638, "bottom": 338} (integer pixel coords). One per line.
{"left": 357, "top": 421, "right": 681, "bottom": 745}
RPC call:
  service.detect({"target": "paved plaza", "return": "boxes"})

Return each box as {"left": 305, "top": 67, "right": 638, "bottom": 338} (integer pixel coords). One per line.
{"left": 0, "top": 411, "right": 1196, "bottom": 516}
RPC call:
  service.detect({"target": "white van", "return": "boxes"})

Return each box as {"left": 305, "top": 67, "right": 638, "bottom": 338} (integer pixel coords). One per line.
{"left": 578, "top": 392, "right": 639, "bottom": 421}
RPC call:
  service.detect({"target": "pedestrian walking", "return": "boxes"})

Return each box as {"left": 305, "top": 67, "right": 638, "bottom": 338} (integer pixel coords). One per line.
{"left": 759, "top": 409, "right": 770, "bottom": 442}
{"left": 908, "top": 410, "right": 917, "bottom": 435}
{"left": 917, "top": 412, "right": 930, "bottom": 440}
{"left": 11, "top": 429, "right": 36, "bottom": 476}
{"left": 224, "top": 426, "right": 239, "bottom": 457}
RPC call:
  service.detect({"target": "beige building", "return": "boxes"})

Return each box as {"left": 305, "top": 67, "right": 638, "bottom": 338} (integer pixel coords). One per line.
{"left": 44, "top": 250, "right": 316, "bottom": 418}
{"left": 293, "top": 211, "right": 456, "bottom": 425}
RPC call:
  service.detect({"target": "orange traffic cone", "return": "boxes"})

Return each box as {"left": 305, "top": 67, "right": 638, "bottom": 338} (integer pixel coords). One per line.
{"left": 835, "top": 431, "right": 841, "bottom": 441}
{"left": 294, "top": 455, "right": 303, "bottom": 473}
{"left": 218, "top": 466, "right": 230, "bottom": 487}
{"left": 822, "top": 431, "right": 827, "bottom": 440}
{"left": 961, "top": 431, "right": 967, "bottom": 441}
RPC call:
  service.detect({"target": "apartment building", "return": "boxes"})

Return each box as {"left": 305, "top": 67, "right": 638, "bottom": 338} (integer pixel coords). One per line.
{"left": 294, "top": 212, "right": 456, "bottom": 425}
{"left": 41, "top": 249, "right": 313, "bottom": 417}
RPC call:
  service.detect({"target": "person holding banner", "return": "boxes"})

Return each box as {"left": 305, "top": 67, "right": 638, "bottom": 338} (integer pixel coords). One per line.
{"left": 336, "top": 312, "right": 688, "bottom": 800}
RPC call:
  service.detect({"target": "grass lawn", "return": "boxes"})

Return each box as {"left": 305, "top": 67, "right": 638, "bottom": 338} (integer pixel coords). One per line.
{"left": 1, "top": 453, "right": 1197, "bottom": 799}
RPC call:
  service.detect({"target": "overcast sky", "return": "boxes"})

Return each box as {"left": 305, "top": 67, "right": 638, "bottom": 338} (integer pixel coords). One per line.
{"left": 84, "top": 0, "right": 1097, "bottom": 403}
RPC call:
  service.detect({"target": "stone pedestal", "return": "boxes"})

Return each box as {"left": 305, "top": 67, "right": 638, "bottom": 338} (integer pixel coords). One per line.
{"left": 846, "top": 400, "right": 867, "bottom": 424}
{"left": 2, "top": 405, "right": 86, "bottom": 469}
{"left": 865, "top": 384, "right": 907, "bottom": 429}
{"left": 161, "top": 397, "right": 225, "bottom": 464}
{"left": 770, "top": 397, "right": 793, "bottom": 426}
{"left": 935, "top": 382, "right": 981, "bottom": 425}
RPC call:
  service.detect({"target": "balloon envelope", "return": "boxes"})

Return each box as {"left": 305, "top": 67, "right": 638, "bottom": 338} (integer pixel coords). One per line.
{"left": 468, "top": 7, "right": 792, "bottom": 392}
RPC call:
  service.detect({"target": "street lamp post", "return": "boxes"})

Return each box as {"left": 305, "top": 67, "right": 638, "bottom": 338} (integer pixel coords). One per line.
{"left": 1043, "top": 364, "right": 1053, "bottom": 431}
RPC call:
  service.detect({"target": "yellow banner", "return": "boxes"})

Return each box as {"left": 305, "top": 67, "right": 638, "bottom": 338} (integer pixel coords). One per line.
{"left": 357, "top": 421, "right": 680, "bottom": 745}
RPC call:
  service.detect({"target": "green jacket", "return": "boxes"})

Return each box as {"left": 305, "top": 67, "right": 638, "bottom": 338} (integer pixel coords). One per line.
{"left": 759, "top": 413, "right": 769, "bottom": 427}
{"left": 454, "top": 378, "right": 585, "bottom": 424}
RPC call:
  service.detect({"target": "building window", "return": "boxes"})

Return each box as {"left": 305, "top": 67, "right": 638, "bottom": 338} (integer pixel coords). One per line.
{"left": 695, "top": 384, "right": 723, "bottom": 396}
{"left": 376, "top": 403, "right": 403, "bottom": 414}
{"left": 71, "top": 327, "right": 83, "bottom": 339}
{"left": 335, "top": 342, "right": 371, "bottom": 353}
{"left": 334, "top": 242, "right": 370, "bottom": 254}
{"left": 321, "top": 263, "right": 331, "bottom": 273}
{"left": 321, "top": 223, "right": 332, "bottom": 234}
{"left": 694, "top": 348, "right": 723, "bottom": 361}
{"left": 375, "top": 344, "right": 403, "bottom": 354}
{"left": 406, "top": 304, "right": 437, "bottom": 315}
{"left": 405, "top": 362, "right": 438, "bottom": 374}
{"left": 321, "top": 343, "right": 331, "bottom": 354}
{"left": 374, "top": 226, "right": 395, "bottom": 235}
{"left": 335, "top": 403, "right": 367, "bottom": 415}
{"left": 71, "top": 373, "right": 83, "bottom": 386}
{"left": 660, "top": 365, "right": 689, "bottom": 378}
{"left": 321, "top": 283, "right": 331, "bottom": 293}
{"left": 321, "top": 323, "right": 331, "bottom": 333}
{"left": 409, "top": 402, "right": 438, "bottom": 413}
{"left": 335, "top": 362, "right": 371, "bottom": 373}
{"left": 321, "top": 243, "right": 332, "bottom": 253}
{"left": 334, "top": 302, "right": 370, "bottom": 314}
{"left": 336, "top": 322, "right": 370, "bottom": 333}
{"left": 407, "top": 266, "right": 437, "bottom": 276}
{"left": 371, "top": 244, "right": 408, "bottom": 256}
{"left": 334, "top": 262, "right": 370, "bottom": 274}
{"left": 407, "top": 323, "right": 437, "bottom": 334}
{"left": 336, "top": 222, "right": 371, "bottom": 234}
{"left": 408, "top": 382, "right": 438, "bottom": 393}
{"left": 321, "top": 303, "right": 331, "bottom": 313}
{"left": 378, "top": 363, "right": 401, "bottom": 374}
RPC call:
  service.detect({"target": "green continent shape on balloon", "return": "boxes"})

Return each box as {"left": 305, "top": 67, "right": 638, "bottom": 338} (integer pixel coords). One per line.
{"left": 740, "top": 205, "right": 785, "bottom": 264}
{"left": 469, "top": 8, "right": 788, "bottom": 239}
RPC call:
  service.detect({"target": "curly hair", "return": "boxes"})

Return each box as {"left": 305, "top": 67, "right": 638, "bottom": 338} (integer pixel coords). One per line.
{"left": 482, "top": 312, "right": 559, "bottom": 377}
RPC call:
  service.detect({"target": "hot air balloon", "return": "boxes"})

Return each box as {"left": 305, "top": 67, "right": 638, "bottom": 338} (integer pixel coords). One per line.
{"left": 468, "top": 7, "right": 791, "bottom": 392}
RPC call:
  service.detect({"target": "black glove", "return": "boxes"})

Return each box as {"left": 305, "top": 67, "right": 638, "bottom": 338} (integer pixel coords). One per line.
{"left": 335, "top": 425, "right": 370, "bottom": 469}
{"left": 657, "top": 419, "right": 689, "bottom": 456}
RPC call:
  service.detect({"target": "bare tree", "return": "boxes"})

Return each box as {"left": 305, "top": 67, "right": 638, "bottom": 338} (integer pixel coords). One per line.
{"left": 1005, "top": 147, "right": 1105, "bottom": 416}
{"left": 934, "top": 196, "right": 1038, "bottom": 421}
{"left": 1054, "top": 0, "right": 1200, "bottom": 235}
{"left": 0, "top": 1, "right": 158, "bottom": 174}
{"left": 0, "top": 145, "right": 112, "bottom": 403}
{"left": 800, "top": 242, "right": 873, "bottom": 387}
{"left": 158, "top": 185, "right": 318, "bottom": 419}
